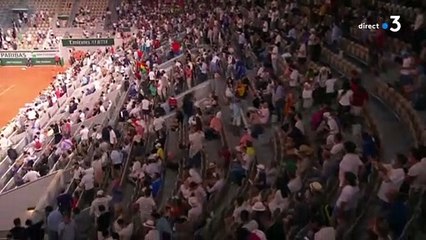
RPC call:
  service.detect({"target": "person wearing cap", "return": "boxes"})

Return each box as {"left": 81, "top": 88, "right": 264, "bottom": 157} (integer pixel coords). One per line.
{"left": 90, "top": 190, "right": 112, "bottom": 219}
{"left": 144, "top": 155, "right": 161, "bottom": 179}
{"left": 254, "top": 164, "right": 267, "bottom": 190}
{"left": 155, "top": 143, "right": 165, "bottom": 161}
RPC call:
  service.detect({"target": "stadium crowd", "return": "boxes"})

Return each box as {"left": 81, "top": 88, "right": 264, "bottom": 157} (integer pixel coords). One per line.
{"left": 0, "top": 10, "right": 59, "bottom": 50}
{"left": 2, "top": 0, "right": 426, "bottom": 240}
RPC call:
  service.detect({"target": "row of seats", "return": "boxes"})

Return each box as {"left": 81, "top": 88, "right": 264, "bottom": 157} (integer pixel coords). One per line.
{"left": 340, "top": 38, "right": 370, "bottom": 64}
{"left": 75, "top": 0, "right": 108, "bottom": 27}
{"left": 349, "top": 26, "right": 410, "bottom": 54}
{"left": 0, "top": 0, "right": 19, "bottom": 8}
{"left": 377, "top": 1, "right": 416, "bottom": 22}
{"left": 29, "top": 0, "right": 59, "bottom": 13}
{"left": 374, "top": 81, "right": 426, "bottom": 146}
{"left": 16, "top": 26, "right": 52, "bottom": 50}
{"left": 58, "top": 0, "right": 74, "bottom": 16}
{"left": 321, "top": 47, "right": 362, "bottom": 77}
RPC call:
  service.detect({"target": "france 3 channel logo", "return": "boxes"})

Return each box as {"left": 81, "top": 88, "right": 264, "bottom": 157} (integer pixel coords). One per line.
{"left": 358, "top": 15, "right": 401, "bottom": 32}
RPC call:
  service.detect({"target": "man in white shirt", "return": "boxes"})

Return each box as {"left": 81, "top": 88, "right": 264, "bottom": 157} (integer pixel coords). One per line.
{"left": 135, "top": 188, "right": 156, "bottom": 222}
{"left": 0, "top": 134, "right": 12, "bottom": 150}
{"left": 207, "top": 173, "right": 225, "bottom": 195}
{"left": 79, "top": 168, "right": 95, "bottom": 201}
{"left": 115, "top": 220, "right": 133, "bottom": 240}
{"left": 152, "top": 115, "right": 165, "bottom": 137}
{"left": 141, "top": 98, "right": 151, "bottom": 119}
{"left": 407, "top": 148, "right": 426, "bottom": 191}
{"left": 339, "top": 141, "right": 363, "bottom": 187}
{"left": 90, "top": 190, "right": 112, "bottom": 218}
{"left": 72, "top": 162, "right": 84, "bottom": 183}
{"left": 375, "top": 154, "right": 406, "bottom": 205}
{"left": 79, "top": 125, "right": 90, "bottom": 144}
{"left": 148, "top": 70, "right": 156, "bottom": 81}
{"left": 335, "top": 172, "right": 360, "bottom": 215}
{"left": 289, "top": 68, "right": 299, "bottom": 88}
{"left": 325, "top": 77, "right": 337, "bottom": 102}
{"left": 143, "top": 220, "right": 160, "bottom": 240}
{"left": 22, "top": 170, "right": 41, "bottom": 182}
{"left": 187, "top": 197, "right": 203, "bottom": 222}
{"left": 109, "top": 128, "right": 117, "bottom": 145}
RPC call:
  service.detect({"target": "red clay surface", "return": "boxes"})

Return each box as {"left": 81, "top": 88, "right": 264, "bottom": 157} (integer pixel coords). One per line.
{"left": 0, "top": 66, "right": 65, "bottom": 128}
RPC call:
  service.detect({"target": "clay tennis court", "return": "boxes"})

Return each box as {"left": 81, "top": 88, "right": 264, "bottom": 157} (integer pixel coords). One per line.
{"left": 0, "top": 66, "right": 65, "bottom": 128}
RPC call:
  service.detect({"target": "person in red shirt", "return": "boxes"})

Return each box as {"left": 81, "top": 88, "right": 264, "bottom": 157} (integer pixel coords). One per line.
{"left": 171, "top": 40, "right": 181, "bottom": 57}
{"left": 137, "top": 49, "right": 143, "bottom": 60}
{"left": 54, "top": 55, "right": 61, "bottom": 66}
{"left": 351, "top": 84, "right": 369, "bottom": 116}
{"left": 153, "top": 39, "right": 160, "bottom": 49}
{"left": 168, "top": 95, "right": 178, "bottom": 110}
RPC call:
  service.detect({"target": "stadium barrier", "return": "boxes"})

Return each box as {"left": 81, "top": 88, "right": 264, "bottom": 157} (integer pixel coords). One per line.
{"left": 0, "top": 50, "right": 61, "bottom": 66}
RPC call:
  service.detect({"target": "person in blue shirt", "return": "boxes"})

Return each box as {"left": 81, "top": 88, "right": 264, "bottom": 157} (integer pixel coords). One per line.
{"left": 235, "top": 59, "right": 246, "bottom": 80}
{"left": 386, "top": 194, "right": 408, "bottom": 238}
{"left": 151, "top": 172, "right": 163, "bottom": 198}
{"left": 152, "top": 210, "right": 173, "bottom": 240}
{"left": 361, "top": 132, "right": 378, "bottom": 182}
{"left": 230, "top": 159, "right": 246, "bottom": 186}
{"left": 56, "top": 189, "right": 73, "bottom": 215}
{"left": 47, "top": 208, "right": 63, "bottom": 240}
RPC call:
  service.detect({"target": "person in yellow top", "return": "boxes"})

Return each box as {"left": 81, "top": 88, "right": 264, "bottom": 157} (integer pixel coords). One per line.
{"left": 236, "top": 82, "right": 247, "bottom": 98}
{"left": 245, "top": 141, "right": 256, "bottom": 158}
{"left": 155, "top": 143, "right": 165, "bottom": 160}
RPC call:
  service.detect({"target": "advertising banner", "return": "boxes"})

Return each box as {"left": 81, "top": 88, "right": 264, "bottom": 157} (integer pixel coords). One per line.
{"left": 61, "top": 38, "right": 115, "bottom": 47}
{"left": 0, "top": 51, "right": 58, "bottom": 66}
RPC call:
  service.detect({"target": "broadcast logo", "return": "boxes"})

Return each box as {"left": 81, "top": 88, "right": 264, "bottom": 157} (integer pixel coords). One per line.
{"left": 358, "top": 15, "right": 401, "bottom": 33}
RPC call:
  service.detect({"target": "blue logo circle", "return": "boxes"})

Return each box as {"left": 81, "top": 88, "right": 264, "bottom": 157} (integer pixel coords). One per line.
{"left": 382, "top": 22, "right": 389, "bottom": 30}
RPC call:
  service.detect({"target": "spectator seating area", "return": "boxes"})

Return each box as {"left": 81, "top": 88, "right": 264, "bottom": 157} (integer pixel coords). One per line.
{"left": 28, "top": 0, "right": 59, "bottom": 16}
{"left": 73, "top": 0, "right": 108, "bottom": 28}
{"left": 0, "top": 0, "right": 19, "bottom": 9}
{"left": 0, "top": 48, "right": 123, "bottom": 192}
{"left": 2, "top": 0, "right": 426, "bottom": 239}
{"left": 377, "top": 1, "right": 416, "bottom": 22}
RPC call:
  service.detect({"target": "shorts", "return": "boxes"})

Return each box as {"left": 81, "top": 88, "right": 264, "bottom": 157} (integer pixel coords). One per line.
{"left": 142, "top": 109, "right": 150, "bottom": 115}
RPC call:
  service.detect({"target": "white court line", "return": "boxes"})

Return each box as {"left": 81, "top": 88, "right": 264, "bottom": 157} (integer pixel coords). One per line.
{"left": 0, "top": 85, "right": 15, "bottom": 96}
